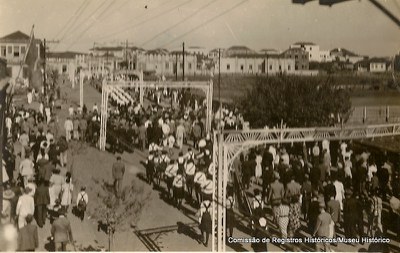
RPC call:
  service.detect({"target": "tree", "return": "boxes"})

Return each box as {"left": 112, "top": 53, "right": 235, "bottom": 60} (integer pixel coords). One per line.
{"left": 238, "top": 76, "right": 351, "bottom": 128}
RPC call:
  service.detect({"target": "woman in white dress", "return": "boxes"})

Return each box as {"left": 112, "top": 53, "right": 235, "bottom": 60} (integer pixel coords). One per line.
{"left": 48, "top": 169, "right": 64, "bottom": 209}
{"left": 255, "top": 152, "right": 263, "bottom": 185}
{"left": 61, "top": 177, "right": 74, "bottom": 212}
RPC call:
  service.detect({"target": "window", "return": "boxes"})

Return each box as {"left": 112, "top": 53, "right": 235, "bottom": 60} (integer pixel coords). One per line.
{"left": 279, "top": 65, "right": 282, "bottom": 71}
{"left": 1, "top": 46, "right": 5, "bottom": 57}
{"left": 13, "top": 46, "right": 19, "bottom": 57}
{"left": 21, "top": 46, "right": 26, "bottom": 55}
{"left": 288, "top": 65, "right": 291, "bottom": 71}
{"left": 310, "top": 54, "right": 312, "bottom": 58}
{"left": 295, "top": 55, "right": 298, "bottom": 59}
{"left": 269, "top": 65, "right": 272, "bottom": 70}
{"left": 295, "top": 65, "right": 298, "bottom": 70}
{"left": 227, "top": 64, "right": 230, "bottom": 70}
{"left": 249, "top": 64, "right": 252, "bottom": 70}
{"left": 310, "top": 47, "right": 312, "bottom": 50}
{"left": 188, "top": 63, "right": 192, "bottom": 70}
{"left": 7, "top": 46, "right": 12, "bottom": 55}
{"left": 165, "top": 63, "right": 169, "bottom": 69}
{"left": 240, "top": 65, "right": 244, "bottom": 71}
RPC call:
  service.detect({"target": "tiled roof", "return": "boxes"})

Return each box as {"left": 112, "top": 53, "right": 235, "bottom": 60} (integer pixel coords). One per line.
{"left": 330, "top": 48, "right": 358, "bottom": 57}
{"left": 0, "top": 31, "right": 30, "bottom": 41}
{"left": 47, "top": 51, "right": 86, "bottom": 59}
{"left": 293, "top": 41, "right": 316, "bottom": 46}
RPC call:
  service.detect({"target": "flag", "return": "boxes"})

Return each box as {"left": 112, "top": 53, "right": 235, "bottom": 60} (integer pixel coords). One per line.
{"left": 24, "top": 31, "right": 42, "bottom": 90}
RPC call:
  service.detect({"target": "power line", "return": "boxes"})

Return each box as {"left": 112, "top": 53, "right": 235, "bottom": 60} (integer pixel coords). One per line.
{"left": 66, "top": 0, "right": 118, "bottom": 50}
{"left": 159, "top": 0, "right": 248, "bottom": 49}
{"left": 95, "top": 0, "right": 193, "bottom": 42}
{"left": 58, "top": 0, "right": 96, "bottom": 42}
{"left": 140, "top": 0, "right": 217, "bottom": 48}
{"left": 53, "top": 0, "right": 91, "bottom": 40}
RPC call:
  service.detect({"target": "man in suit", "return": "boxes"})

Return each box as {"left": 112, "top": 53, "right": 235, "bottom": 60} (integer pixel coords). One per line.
{"left": 327, "top": 195, "right": 341, "bottom": 245}
{"left": 313, "top": 202, "right": 333, "bottom": 252}
{"left": 343, "top": 189, "right": 359, "bottom": 239}
{"left": 17, "top": 214, "right": 38, "bottom": 251}
{"left": 112, "top": 156, "right": 125, "bottom": 198}
{"left": 34, "top": 179, "right": 50, "bottom": 227}
{"left": 51, "top": 210, "right": 74, "bottom": 251}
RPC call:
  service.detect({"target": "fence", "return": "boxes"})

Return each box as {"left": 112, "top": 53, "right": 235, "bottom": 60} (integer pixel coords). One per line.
{"left": 347, "top": 105, "right": 400, "bottom": 124}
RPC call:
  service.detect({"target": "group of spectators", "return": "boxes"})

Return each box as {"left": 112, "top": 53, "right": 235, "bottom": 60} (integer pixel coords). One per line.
{"left": 1, "top": 83, "right": 88, "bottom": 251}
{"left": 239, "top": 140, "right": 400, "bottom": 251}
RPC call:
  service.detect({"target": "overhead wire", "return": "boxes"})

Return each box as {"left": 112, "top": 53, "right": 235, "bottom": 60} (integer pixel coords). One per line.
{"left": 53, "top": 0, "right": 91, "bottom": 40}
{"left": 158, "top": 0, "right": 248, "bottom": 49}
{"left": 58, "top": 0, "right": 98, "bottom": 43}
{"left": 140, "top": 0, "right": 218, "bottom": 48}
{"left": 94, "top": 0, "right": 193, "bottom": 42}
{"left": 61, "top": 0, "right": 109, "bottom": 43}
{"left": 66, "top": 0, "right": 119, "bottom": 50}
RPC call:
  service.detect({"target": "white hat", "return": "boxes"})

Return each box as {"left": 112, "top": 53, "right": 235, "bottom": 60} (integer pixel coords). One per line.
{"left": 259, "top": 217, "right": 267, "bottom": 228}
{"left": 199, "top": 139, "right": 206, "bottom": 148}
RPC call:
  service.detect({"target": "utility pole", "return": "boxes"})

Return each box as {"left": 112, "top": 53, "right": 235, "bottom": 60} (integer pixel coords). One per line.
{"left": 182, "top": 42, "right": 185, "bottom": 81}
{"left": 218, "top": 48, "right": 221, "bottom": 130}
{"left": 125, "top": 39, "right": 128, "bottom": 81}
{"left": 175, "top": 52, "right": 178, "bottom": 81}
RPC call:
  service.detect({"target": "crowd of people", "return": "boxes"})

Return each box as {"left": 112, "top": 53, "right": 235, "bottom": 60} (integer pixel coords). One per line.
{"left": 1, "top": 83, "right": 88, "bottom": 251}
{"left": 239, "top": 140, "right": 400, "bottom": 251}
{"left": 2, "top": 73, "right": 400, "bottom": 252}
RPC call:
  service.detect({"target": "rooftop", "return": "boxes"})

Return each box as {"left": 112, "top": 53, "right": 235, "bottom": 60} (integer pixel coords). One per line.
{"left": 47, "top": 51, "right": 86, "bottom": 59}
{"left": 0, "top": 31, "right": 30, "bottom": 41}
{"left": 292, "top": 42, "right": 316, "bottom": 46}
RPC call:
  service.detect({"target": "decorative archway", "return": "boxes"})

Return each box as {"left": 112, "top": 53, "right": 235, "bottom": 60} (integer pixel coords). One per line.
{"left": 212, "top": 123, "right": 400, "bottom": 252}
{"left": 99, "top": 72, "right": 213, "bottom": 150}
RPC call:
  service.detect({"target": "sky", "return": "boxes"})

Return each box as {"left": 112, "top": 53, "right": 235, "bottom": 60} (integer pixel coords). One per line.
{"left": 0, "top": 0, "right": 399, "bottom": 56}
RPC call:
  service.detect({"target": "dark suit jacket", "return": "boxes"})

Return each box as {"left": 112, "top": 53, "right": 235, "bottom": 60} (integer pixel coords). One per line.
{"left": 51, "top": 216, "right": 73, "bottom": 243}
{"left": 112, "top": 161, "right": 125, "bottom": 180}
{"left": 327, "top": 199, "right": 341, "bottom": 223}
{"left": 18, "top": 224, "right": 38, "bottom": 250}
{"left": 344, "top": 197, "right": 359, "bottom": 220}
{"left": 34, "top": 185, "right": 50, "bottom": 206}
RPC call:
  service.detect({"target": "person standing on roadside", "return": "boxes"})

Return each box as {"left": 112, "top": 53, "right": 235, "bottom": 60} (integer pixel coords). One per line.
{"left": 51, "top": 209, "right": 74, "bottom": 251}
{"left": 112, "top": 156, "right": 125, "bottom": 198}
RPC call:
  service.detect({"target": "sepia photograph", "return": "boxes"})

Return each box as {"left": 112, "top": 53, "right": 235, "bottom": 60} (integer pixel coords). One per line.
{"left": 0, "top": 0, "right": 400, "bottom": 252}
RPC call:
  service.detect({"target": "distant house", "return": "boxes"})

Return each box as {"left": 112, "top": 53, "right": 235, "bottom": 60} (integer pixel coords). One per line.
{"left": 223, "top": 46, "right": 256, "bottom": 57}
{"left": 330, "top": 48, "right": 365, "bottom": 64}
{"left": 0, "top": 31, "right": 43, "bottom": 84}
{"left": 217, "top": 52, "right": 296, "bottom": 75}
{"left": 281, "top": 48, "right": 309, "bottom": 71}
{"left": 356, "top": 57, "right": 390, "bottom": 73}
{"left": 47, "top": 51, "right": 87, "bottom": 82}
{"left": 290, "top": 42, "right": 321, "bottom": 62}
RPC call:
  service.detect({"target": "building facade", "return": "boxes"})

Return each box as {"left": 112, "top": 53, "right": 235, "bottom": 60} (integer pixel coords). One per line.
{"left": 217, "top": 54, "right": 296, "bottom": 75}
{"left": 282, "top": 48, "right": 309, "bottom": 71}
{"left": 0, "top": 31, "right": 43, "bottom": 84}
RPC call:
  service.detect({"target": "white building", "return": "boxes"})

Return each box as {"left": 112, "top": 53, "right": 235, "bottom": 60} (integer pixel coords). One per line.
{"left": 290, "top": 42, "right": 321, "bottom": 62}
{"left": 217, "top": 54, "right": 296, "bottom": 75}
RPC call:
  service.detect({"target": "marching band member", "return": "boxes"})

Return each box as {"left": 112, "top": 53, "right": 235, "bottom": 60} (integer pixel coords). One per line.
{"left": 185, "top": 161, "right": 196, "bottom": 200}
{"left": 173, "top": 170, "right": 185, "bottom": 209}
{"left": 194, "top": 167, "right": 207, "bottom": 205}
{"left": 165, "top": 160, "right": 178, "bottom": 199}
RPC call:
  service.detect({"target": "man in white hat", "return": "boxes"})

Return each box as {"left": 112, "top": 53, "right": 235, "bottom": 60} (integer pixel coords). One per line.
{"left": 16, "top": 187, "right": 35, "bottom": 229}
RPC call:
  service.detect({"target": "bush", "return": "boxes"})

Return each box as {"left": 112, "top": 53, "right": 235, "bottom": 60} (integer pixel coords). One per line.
{"left": 238, "top": 75, "right": 351, "bottom": 128}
